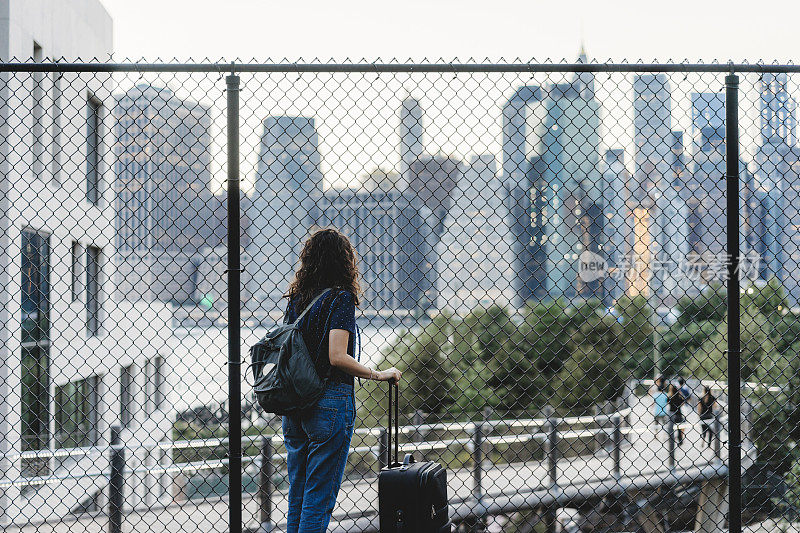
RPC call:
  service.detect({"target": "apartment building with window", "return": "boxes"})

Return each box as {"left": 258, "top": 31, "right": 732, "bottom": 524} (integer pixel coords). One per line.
{"left": 0, "top": 1, "right": 175, "bottom": 524}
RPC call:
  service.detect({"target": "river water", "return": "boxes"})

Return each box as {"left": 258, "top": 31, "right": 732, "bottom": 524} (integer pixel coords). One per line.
{"left": 167, "top": 324, "right": 400, "bottom": 413}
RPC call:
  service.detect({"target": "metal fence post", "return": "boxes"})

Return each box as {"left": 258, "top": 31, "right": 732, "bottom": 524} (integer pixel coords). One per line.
{"left": 226, "top": 70, "right": 243, "bottom": 533}
{"left": 667, "top": 412, "right": 675, "bottom": 470}
{"left": 612, "top": 413, "right": 621, "bottom": 479}
{"left": 259, "top": 436, "right": 274, "bottom": 532}
{"left": 109, "top": 426, "right": 125, "bottom": 533}
{"left": 725, "top": 71, "right": 742, "bottom": 533}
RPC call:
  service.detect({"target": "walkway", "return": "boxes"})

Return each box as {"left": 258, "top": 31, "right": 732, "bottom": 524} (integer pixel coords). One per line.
{"left": 12, "top": 397, "right": 743, "bottom": 532}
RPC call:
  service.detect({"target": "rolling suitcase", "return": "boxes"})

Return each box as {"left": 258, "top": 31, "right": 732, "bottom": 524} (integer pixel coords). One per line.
{"left": 378, "top": 383, "right": 451, "bottom": 533}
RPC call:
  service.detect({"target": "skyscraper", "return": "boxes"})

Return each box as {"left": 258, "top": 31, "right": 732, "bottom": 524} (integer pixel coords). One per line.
{"left": 505, "top": 54, "right": 609, "bottom": 304}
{"left": 436, "top": 154, "right": 515, "bottom": 312}
{"left": 536, "top": 71, "right": 604, "bottom": 301}
{"left": 399, "top": 97, "right": 424, "bottom": 189}
{"left": 248, "top": 116, "right": 323, "bottom": 314}
{"left": 408, "top": 154, "right": 462, "bottom": 233}
{"left": 602, "top": 149, "right": 633, "bottom": 301}
{"left": 501, "top": 86, "right": 543, "bottom": 188}
{"left": 753, "top": 73, "right": 800, "bottom": 303}
{"left": 396, "top": 97, "right": 462, "bottom": 308}
{"left": 113, "top": 84, "right": 215, "bottom": 303}
{"left": 501, "top": 85, "right": 544, "bottom": 305}
{"left": 631, "top": 74, "right": 689, "bottom": 299}
{"left": 688, "top": 93, "right": 726, "bottom": 262}
{"left": 309, "top": 187, "right": 431, "bottom": 312}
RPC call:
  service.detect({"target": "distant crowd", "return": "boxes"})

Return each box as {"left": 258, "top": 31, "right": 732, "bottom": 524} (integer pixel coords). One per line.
{"left": 651, "top": 376, "right": 719, "bottom": 448}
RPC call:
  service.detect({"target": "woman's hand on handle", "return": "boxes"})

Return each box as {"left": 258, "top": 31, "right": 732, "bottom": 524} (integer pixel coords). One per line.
{"left": 375, "top": 367, "right": 402, "bottom": 384}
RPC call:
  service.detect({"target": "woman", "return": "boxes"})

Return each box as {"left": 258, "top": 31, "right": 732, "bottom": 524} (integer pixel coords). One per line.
{"left": 282, "top": 228, "right": 402, "bottom": 533}
{"left": 667, "top": 384, "right": 685, "bottom": 447}
{"left": 698, "top": 386, "right": 718, "bottom": 448}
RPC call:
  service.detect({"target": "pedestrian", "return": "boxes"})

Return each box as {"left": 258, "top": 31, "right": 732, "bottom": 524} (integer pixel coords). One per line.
{"left": 698, "top": 386, "right": 718, "bottom": 448}
{"left": 652, "top": 377, "right": 668, "bottom": 429}
{"left": 281, "top": 228, "right": 402, "bottom": 533}
{"left": 668, "top": 384, "right": 685, "bottom": 447}
{"left": 678, "top": 377, "right": 692, "bottom": 412}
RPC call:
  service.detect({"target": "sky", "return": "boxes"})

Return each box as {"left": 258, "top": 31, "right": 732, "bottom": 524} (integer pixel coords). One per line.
{"left": 100, "top": 0, "right": 798, "bottom": 63}
{"left": 97, "top": 0, "right": 800, "bottom": 190}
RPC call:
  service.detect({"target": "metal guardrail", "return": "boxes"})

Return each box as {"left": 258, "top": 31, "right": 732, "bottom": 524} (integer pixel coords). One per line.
{"left": 2, "top": 399, "right": 728, "bottom": 533}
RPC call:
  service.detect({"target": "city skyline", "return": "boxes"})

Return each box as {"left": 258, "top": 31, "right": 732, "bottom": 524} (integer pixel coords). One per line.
{"left": 96, "top": 68, "right": 800, "bottom": 311}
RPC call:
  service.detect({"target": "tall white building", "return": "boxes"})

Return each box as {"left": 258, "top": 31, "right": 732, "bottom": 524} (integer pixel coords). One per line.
{"left": 436, "top": 155, "right": 515, "bottom": 313}
{"left": 0, "top": 1, "right": 174, "bottom": 524}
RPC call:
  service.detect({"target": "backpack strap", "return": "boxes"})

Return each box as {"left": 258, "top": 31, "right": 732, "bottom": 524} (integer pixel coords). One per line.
{"left": 292, "top": 288, "right": 332, "bottom": 325}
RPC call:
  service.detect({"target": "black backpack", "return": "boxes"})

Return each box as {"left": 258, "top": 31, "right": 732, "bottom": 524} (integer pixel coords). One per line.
{"left": 249, "top": 289, "right": 331, "bottom": 415}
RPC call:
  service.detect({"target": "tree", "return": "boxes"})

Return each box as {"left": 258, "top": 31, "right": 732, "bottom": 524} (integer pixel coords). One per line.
{"left": 753, "top": 349, "right": 800, "bottom": 476}
{"left": 356, "top": 314, "right": 458, "bottom": 427}
{"left": 511, "top": 299, "right": 572, "bottom": 408}
{"left": 675, "top": 283, "right": 727, "bottom": 325}
{"left": 661, "top": 319, "right": 719, "bottom": 378}
{"left": 616, "top": 294, "right": 654, "bottom": 377}
{"left": 553, "top": 313, "right": 625, "bottom": 414}
{"left": 448, "top": 305, "right": 518, "bottom": 416}
{"left": 687, "top": 307, "right": 774, "bottom": 382}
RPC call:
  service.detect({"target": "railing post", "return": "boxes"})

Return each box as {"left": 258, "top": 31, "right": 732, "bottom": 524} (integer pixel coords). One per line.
{"left": 667, "top": 411, "right": 675, "bottom": 470}
{"left": 412, "top": 409, "right": 425, "bottom": 444}
{"left": 472, "top": 419, "right": 483, "bottom": 502}
{"left": 713, "top": 411, "right": 721, "bottom": 461}
{"left": 226, "top": 70, "right": 243, "bottom": 533}
{"left": 109, "top": 426, "right": 125, "bottom": 533}
{"left": 592, "top": 405, "right": 601, "bottom": 452}
{"left": 258, "top": 436, "right": 274, "bottom": 532}
{"left": 546, "top": 414, "right": 558, "bottom": 486}
{"left": 378, "top": 428, "right": 388, "bottom": 471}
{"left": 725, "top": 71, "right": 742, "bottom": 533}
{"left": 612, "top": 413, "right": 622, "bottom": 479}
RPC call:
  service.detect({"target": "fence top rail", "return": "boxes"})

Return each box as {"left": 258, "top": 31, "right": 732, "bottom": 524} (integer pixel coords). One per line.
{"left": 0, "top": 61, "right": 798, "bottom": 74}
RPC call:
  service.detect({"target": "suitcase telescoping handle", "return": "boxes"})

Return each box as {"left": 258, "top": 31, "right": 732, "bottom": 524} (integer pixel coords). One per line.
{"left": 387, "top": 380, "right": 399, "bottom": 467}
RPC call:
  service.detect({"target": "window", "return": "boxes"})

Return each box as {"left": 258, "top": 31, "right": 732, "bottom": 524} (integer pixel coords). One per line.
{"left": 32, "top": 43, "right": 44, "bottom": 180}
{"left": 86, "top": 246, "right": 101, "bottom": 336}
{"left": 71, "top": 241, "right": 82, "bottom": 301}
{"left": 51, "top": 71, "right": 62, "bottom": 185}
{"left": 20, "top": 229, "right": 50, "bottom": 475}
{"left": 145, "top": 356, "right": 166, "bottom": 414}
{"left": 55, "top": 376, "right": 99, "bottom": 448}
{"left": 154, "top": 356, "right": 165, "bottom": 410}
{"left": 120, "top": 365, "right": 133, "bottom": 427}
{"left": 86, "top": 96, "right": 102, "bottom": 204}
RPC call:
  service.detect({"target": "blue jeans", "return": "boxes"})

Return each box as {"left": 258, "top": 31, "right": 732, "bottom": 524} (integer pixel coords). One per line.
{"left": 283, "top": 382, "right": 355, "bottom": 533}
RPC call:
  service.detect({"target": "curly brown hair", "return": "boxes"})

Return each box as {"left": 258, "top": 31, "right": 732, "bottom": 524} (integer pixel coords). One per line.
{"left": 285, "top": 227, "right": 361, "bottom": 311}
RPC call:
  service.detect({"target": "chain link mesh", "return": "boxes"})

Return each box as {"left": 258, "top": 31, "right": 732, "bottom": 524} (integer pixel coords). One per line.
{"left": 0, "top": 62, "right": 798, "bottom": 532}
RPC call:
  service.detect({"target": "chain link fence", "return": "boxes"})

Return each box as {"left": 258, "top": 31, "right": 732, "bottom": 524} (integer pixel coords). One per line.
{"left": 1, "top": 60, "right": 799, "bottom": 532}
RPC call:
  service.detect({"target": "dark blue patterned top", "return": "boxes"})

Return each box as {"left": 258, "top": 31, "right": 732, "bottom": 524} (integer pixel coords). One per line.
{"left": 285, "top": 288, "right": 358, "bottom": 386}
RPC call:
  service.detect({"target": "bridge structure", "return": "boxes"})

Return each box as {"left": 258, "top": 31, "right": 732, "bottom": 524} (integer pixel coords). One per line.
{"left": 5, "top": 381, "right": 754, "bottom": 533}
